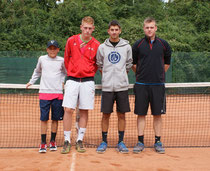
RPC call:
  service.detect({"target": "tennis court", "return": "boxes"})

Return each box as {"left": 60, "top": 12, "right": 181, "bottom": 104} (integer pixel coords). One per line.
{"left": 0, "top": 148, "right": 210, "bottom": 171}
{"left": 0, "top": 83, "right": 210, "bottom": 170}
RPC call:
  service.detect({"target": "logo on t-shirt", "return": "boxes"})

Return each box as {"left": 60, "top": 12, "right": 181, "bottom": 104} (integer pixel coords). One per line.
{"left": 108, "top": 51, "right": 121, "bottom": 64}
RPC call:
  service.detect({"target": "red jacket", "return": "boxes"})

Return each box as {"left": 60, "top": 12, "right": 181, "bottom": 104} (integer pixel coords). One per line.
{"left": 64, "top": 34, "right": 100, "bottom": 78}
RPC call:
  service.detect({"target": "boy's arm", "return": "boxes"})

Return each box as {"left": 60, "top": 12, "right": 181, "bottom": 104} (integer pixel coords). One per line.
{"left": 96, "top": 45, "right": 103, "bottom": 72}
{"left": 26, "top": 83, "right": 32, "bottom": 89}
{"left": 126, "top": 45, "right": 133, "bottom": 73}
{"left": 26, "top": 58, "right": 42, "bottom": 88}
{"left": 163, "top": 40, "right": 172, "bottom": 65}
{"left": 132, "top": 64, "right": 137, "bottom": 73}
{"left": 61, "top": 60, "right": 67, "bottom": 89}
{"left": 64, "top": 38, "right": 72, "bottom": 71}
{"left": 163, "top": 40, "right": 171, "bottom": 73}
{"left": 132, "top": 40, "right": 139, "bottom": 74}
{"left": 165, "top": 64, "right": 170, "bottom": 72}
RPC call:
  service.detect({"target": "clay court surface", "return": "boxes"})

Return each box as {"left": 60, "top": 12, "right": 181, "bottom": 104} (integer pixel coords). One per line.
{"left": 0, "top": 92, "right": 210, "bottom": 170}
{"left": 0, "top": 147, "right": 210, "bottom": 171}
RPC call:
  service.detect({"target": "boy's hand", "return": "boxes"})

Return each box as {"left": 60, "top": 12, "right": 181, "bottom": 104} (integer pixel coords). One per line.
{"left": 26, "top": 83, "right": 32, "bottom": 89}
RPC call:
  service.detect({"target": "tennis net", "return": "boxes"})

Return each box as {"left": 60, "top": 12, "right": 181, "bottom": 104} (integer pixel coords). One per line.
{"left": 0, "top": 83, "right": 210, "bottom": 148}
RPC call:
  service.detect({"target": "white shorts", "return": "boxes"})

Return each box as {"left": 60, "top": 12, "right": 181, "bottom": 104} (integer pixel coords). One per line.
{"left": 62, "top": 80, "right": 95, "bottom": 110}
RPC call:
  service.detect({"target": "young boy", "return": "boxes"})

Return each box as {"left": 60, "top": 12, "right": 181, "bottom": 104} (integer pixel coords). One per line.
{"left": 26, "top": 40, "right": 66, "bottom": 153}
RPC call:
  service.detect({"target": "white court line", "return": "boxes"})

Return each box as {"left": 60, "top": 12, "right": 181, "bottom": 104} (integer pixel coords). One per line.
{"left": 70, "top": 152, "right": 76, "bottom": 171}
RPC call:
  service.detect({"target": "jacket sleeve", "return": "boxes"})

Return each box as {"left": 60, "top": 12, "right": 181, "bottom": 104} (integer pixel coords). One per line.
{"left": 61, "top": 60, "right": 67, "bottom": 83}
{"left": 64, "top": 38, "right": 72, "bottom": 71}
{"left": 96, "top": 45, "right": 104, "bottom": 71}
{"left": 29, "top": 57, "right": 42, "bottom": 84}
{"left": 132, "top": 40, "right": 140, "bottom": 65}
{"left": 126, "top": 45, "right": 133, "bottom": 71}
{"left": 163, "top": 40, "right": 172, "bottom": 65}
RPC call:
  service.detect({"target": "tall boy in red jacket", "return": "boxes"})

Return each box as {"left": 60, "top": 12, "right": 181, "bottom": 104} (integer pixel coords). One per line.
{"left": 61, "top": 16, "right": 100, "bottom": 154}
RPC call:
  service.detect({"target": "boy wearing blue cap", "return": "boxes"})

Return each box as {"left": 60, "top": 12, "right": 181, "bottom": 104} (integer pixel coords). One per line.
{"left": 26, "top": 40, "right": 66, "bottom": 153}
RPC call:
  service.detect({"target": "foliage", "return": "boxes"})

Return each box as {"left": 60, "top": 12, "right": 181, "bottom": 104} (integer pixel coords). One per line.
{"left": 0, "top": 0, "right": 209, "bottom": 52}
{"left": 0, "top": 0, "right": 209, "bottom": 82}
{"left": 172, "top": 52, "right": 210, "bottom": 82}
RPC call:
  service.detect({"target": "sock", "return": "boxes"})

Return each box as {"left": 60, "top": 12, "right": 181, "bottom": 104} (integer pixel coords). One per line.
{"left": 76, "top": 128, "right": 86, "bottom": 142}
{"left": 118, "top": 131, "right": 124, "bottom": 143}
{"left": 64, "top": 131, "right": 71, "bottom": 143}
{"left": 50, "top": 132, "right": 56, "bottom": 142}
{"left": 138, "top": 135, "right": 144, "bottom": 144}
{"left": 155, "top": 136, "right": 161, "bottom": 143}
{"left": 41, "top": 134, "right": 46, "bottom": 144}
{"left": 102, "top": 132, "right": 108, "bottom": 143}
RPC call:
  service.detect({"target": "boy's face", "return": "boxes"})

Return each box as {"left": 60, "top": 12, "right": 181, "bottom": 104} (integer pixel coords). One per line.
{"left": 108, "top": 25, "right": 121, "bottom": 41}
{"left": 143, "top": 21, "right": 157, "bottom": 40}
{"left": 80, "top": 22, "right": 95, "bottom": 39}
{"left": 47, "top": 45, "right": 59, "bottom": 58}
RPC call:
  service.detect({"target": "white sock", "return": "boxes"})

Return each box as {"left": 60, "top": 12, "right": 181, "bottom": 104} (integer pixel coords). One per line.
{"left": 76, "top": 128, "right": 86, "bottom": 142}
{"left": 64, "top": 131, "right": 71, "bottom": 143}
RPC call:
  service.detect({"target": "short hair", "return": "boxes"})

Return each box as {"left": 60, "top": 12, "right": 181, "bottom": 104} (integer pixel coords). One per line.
{"left": 143, "top": 17, "right": 157, "bottom": 26}
{"left": 81, "top": 16, "right": 94, "bottom": 25}
{"left": 108, "top": 20, "right": 121, "bottom": 29}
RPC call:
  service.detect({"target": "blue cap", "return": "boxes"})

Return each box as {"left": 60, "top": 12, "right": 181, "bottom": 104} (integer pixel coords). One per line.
{"left": 47, "top": 40, "right": 59, "bottom": 48}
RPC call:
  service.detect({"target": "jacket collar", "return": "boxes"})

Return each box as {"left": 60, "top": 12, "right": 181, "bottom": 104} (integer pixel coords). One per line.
{"left": 144, "top": 35, "right": 157, "bottom": 43}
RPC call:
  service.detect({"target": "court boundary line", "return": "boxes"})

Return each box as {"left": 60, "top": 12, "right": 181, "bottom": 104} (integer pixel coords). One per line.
{"left": 70, "top": 152, "right": 76, "bottom": 171}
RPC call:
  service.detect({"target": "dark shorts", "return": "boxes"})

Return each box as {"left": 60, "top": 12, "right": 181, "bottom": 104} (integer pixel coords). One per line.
{"left": 40, "top": 99, "right": 64, "bottom": 121}
{"left": 134, "top": 84, "right": 166, "bottom": 115}
{"left": 101, "top": 90, "right": 130, "bottom": 114}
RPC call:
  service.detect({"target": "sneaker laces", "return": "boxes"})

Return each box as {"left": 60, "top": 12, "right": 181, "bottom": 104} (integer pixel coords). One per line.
{"left": 40, "top": 144, "right": 46, "bottom": 149}
{"left": 99, "top": 142, "right": 107, "bottom": 148}
{"left": 156, "top": 141, "right": 163, "bottom": 146}
{"left": 50, "top": 141, "right": 56, "bottom": 146}
{"left": 119, "top": 142, "right": 127, "bottom": 149}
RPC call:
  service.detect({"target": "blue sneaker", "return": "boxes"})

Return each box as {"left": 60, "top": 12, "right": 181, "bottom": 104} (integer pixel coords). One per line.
{"left": 154, "top": 141, "right": 165, "bottom": 154}
{"left": 96, "top": 141, "right": 107, "bottom": 153}
{"left": 133, "top": 142, "right": 145, "bottom": 153}
{"left": 116, "top": 141, "right": 129, "bottom": 154}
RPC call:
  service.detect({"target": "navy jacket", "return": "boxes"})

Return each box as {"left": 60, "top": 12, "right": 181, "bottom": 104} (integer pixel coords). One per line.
{"left": 132, "top": 36, "right": 172, "bottom": 83}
